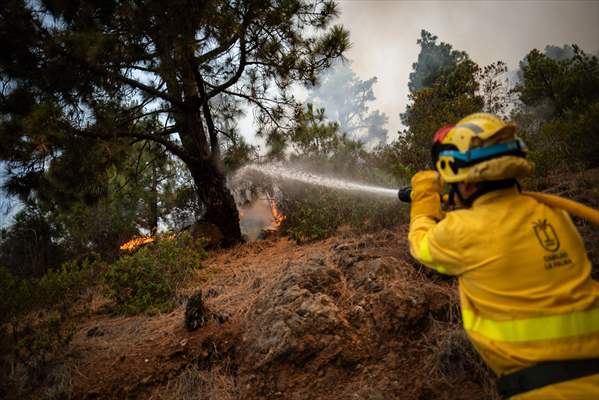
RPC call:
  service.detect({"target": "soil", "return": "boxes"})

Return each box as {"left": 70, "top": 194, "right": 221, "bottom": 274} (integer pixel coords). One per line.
{"left": 3, "top": 227, "right": 499, "bottom": 400}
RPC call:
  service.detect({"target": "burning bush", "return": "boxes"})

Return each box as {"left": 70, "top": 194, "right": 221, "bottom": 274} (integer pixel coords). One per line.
{"left": 103, "top": 232, "right": 207, "bottom": 315}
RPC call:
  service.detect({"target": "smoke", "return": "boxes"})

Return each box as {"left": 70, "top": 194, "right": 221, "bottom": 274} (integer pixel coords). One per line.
{"left": 307, "top": 61, "right": 389, "bottom": 147}
{"left": 229, "top": 168, "right": 284, "bottom": 240}
{"left": 543, "top": 45, "right": 576, "bottom": 61}
{"left": 515, "top": 44, "right": 578, "bottom": 83}
{"left": 238, "top": 198, "right": 277, "bottom": 240}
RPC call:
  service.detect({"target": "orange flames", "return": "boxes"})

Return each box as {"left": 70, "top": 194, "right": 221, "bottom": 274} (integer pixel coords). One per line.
{"left": 119, "top": 236, "right": 155, "bottom": 252}
{"left": 267, "top": 196, "right": 286, "bottom": 229}
{"left": 119, "top": 233, "right": 178, "bottom": 252}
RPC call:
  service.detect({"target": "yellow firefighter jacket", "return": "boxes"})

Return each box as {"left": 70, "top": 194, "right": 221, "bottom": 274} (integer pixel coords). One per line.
{"left": 408, "top": 178, "right": 599, "bottom": 398}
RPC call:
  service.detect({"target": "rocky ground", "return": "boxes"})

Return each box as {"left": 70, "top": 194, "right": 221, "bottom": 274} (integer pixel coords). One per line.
{"left": 3, "top": 227, "right": 500, "bottom": 400}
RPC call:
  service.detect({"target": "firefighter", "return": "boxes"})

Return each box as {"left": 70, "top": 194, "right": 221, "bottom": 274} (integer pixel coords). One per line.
{"left": 408, "top": 113, "right": 599, "bottom": 399}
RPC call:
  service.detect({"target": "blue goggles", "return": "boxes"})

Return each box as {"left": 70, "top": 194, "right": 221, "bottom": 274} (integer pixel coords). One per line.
{"left": 438, "top": 139, "right": 527, "bottom": 166}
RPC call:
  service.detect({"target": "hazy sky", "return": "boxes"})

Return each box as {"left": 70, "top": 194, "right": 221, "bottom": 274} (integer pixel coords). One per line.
{"left": 335, "top": 0, "right": 599, "bottom": 140}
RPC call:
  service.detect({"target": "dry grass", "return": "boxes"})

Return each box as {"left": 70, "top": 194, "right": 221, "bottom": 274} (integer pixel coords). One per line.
{"left": 196, "top": 236, "right": 334, "bottom": 320}
{"left": 432, "top": 328, "right": 500, "bottom": 400}
{"left": 3, "top": 228, "right": 504, "bottom": 399}
{"left": 43, "top": 362, "right": 74, "bottom": 400}
{"left": 150, "top": 364, "right": 239, "bottom": 400}
{"left": 3, "top": 352, "right": 73, "bottom": 400}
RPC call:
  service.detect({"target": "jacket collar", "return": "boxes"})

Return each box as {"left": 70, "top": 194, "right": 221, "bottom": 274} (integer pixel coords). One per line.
{"left": 472, "top": 186, "right": 520, "bottom": 207}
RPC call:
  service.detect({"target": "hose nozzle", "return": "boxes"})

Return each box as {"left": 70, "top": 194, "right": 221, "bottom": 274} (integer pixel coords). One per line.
{"left": 398, "top": 186, "right": 451, "bottom": 204}
{"left": 398, "top": 186, "right": 412, "bottom": 203}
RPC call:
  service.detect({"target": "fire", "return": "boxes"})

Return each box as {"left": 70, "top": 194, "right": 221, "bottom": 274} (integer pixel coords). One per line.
{"left": 119, "top": 236, "right": 155, "bottom": 252}
{"left": 267, "top": 195, "right": 286, "bottom": 228}
{"left": 236, "top": 194, "right": 286, "bottom": 240}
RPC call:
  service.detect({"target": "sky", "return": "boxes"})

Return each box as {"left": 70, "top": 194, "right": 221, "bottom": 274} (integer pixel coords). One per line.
{"left": 333, "top": 0, "right": 599, "bottom": 140}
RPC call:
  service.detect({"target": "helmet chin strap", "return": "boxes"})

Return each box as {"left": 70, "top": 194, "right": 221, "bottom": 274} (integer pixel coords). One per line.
{"left": 451, "top": 179, "right": 520, "bottom": 208}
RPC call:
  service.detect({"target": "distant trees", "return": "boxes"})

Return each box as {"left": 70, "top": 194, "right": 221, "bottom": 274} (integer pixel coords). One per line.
{"left": 408, "top": 30, "right": 470, "bottom": 93}
{"left": 306, "top": 62, "right": 388, "bottom": 146}
{"left": 380, "top": 30, "right": 483, "bottom": 176}
{"left": 479, "top": 61, "right": 511, "bottom": 118}
{"left": 0, "top": 0, "right": 349, "bottom": 245}
{"left": 514, "top": 46, "right": 599, "bottom": 172}
{"left": 543, "top": 45, "right": 576, "bottom": 61}
{"left": 386, "top": 30, "right": 599, "bottom": 180}
{"left": 288, "top": 104, "right": 343, "bottom": 158}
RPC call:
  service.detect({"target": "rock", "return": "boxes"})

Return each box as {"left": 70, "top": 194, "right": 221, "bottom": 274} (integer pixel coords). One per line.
{"left": 371, "top": 287, "right": 429, "bottom": 335}
{"left": 339, "top": 256, "right": 402, "bottom": 292}
{"left": 278, "top": 258, "right": 341, "bottom": 297}
{"left": 331, "top": 242, "right": 354, "bottom": 252}
{"left": 242, "top": 259, "right": 350, "bottom": 370}
{"left": 184, "top": 291, "right": 208, "bottom": 331}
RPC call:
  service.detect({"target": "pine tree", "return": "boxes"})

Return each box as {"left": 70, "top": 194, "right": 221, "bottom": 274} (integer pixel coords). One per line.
{"left": 398, "top": 30, "right": 483, "bottom": 172}
{"left": 0, "top": 0, "right": 349, "bottom": 244}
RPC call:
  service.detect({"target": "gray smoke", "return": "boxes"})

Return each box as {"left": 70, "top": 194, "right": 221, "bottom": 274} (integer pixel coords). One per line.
{"left": 307, "top": 61, "right": 389, "bottom": 147}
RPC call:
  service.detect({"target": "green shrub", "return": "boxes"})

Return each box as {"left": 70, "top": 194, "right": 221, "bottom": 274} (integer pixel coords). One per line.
{"left": 0, "top": 266, "right": 34, "bottom": 325}
{"left": 37, "top": 256, "right": 101, "bottom": 307}
{"left": 1, "top": 255, "right": 99, "bottom": 391}
{"left": 0, "top": 256, "right": 100, "bottom": 325}
{"left": 281, "top": 186, "right": 407, "bottom": 243}
{"left": 103, "top": 232, "right": 207, "bottom": 314}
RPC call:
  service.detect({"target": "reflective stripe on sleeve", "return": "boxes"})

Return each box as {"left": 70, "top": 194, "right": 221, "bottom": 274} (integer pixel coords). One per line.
{"left": 462, "top": 307, "right": 599, "bottom": 342}
{"left": 418, "top": 232, "right": 447, "bottom": 274}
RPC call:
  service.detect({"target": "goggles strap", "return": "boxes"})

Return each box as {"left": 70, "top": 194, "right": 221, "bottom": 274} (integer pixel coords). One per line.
{"left": 439, "top": 139, "right": 527, "bottom": 167}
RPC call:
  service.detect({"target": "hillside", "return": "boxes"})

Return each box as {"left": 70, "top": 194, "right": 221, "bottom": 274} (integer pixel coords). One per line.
{"left": 2, "top": 226, "right": 499, "bottom": 400}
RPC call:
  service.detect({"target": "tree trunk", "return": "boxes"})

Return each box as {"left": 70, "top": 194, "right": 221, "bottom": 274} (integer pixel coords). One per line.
{"left": 148, "top": 164, "right": 159, "bottom": 234}
{"left": 170, "top": 70, "right": 242, "bottom": 245}
{"left": 188, "top": 158, "right": 242, "bottom": 246}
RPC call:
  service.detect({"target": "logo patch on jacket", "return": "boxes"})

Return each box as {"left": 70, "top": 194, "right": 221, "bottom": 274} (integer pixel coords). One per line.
{"left": 533, "top": 219, "right": 560, "bottom": 252}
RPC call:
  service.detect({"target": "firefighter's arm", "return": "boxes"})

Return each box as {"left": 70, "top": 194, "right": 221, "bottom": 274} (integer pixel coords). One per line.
{"left": 408, "top": 171, "right": 464, "bottom": 275}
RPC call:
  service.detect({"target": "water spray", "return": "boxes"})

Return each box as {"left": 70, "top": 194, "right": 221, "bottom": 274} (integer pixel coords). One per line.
{"left": 235, "top": 163, "right": 400, "bottom": 198}
{"left": 233, "top": 164, "right": 599, "bottom": 225}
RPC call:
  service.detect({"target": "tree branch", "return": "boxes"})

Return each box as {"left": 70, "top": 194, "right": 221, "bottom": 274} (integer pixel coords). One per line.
{"left": 222, "top": 89, "right": 288, "bottom": 129}
{"left": 207, "top": 33, "right": 247, "bottom": 99}
{"left": 197, "top": 35, "right": 239, "bottom": 65}
{"left": 66, "top": 123, "right": 191, "bottom": 163}
{"left": 100, "top": 67, "right": 187, "bottom": 109}
{"left": 190, "top": 60, "right": 220, "bottom": 160}
{"left": 121, "top": 64, "right": 160, "bottom": 74}
{"left": 116, "top": 107, "right": 174, "bottom": 126}
{"left": 216, "top": 128, "right": 236, "bottom": 142}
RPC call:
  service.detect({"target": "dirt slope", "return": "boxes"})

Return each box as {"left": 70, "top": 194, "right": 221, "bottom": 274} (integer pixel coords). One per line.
{"left": 14, "top": 227, "right": 499, "bottom": 400}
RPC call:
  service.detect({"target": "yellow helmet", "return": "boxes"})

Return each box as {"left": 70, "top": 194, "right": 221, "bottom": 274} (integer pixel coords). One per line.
{"left": 432, "top": 113, "right": 533, "bottom": 183}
